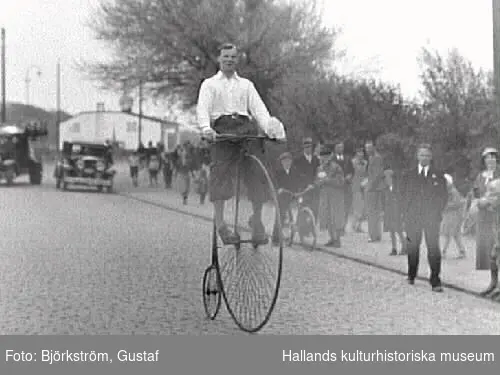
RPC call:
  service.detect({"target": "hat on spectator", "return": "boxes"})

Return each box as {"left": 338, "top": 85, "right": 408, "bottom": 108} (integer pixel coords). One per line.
{"left": 279, "top": 151, "right": 292, "bottom": 161}
{"left": 319, "top": 144, "right": 334, "bottom": 156}
{"left": 302, "top": 137, "right": 313, "bottom": 147}
{"left": 481, "top": 147, "right": 499, "bottom": 158}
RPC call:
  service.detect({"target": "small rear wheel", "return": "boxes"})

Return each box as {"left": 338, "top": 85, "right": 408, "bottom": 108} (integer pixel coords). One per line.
{"left": 5, "top": 169, "right": 14, "bottom": 186}
{"left": 29, "top": 164, "right": 42, "bottom": 185}
{"left": 202, "top": 265, "right": 221, "bottom": 320}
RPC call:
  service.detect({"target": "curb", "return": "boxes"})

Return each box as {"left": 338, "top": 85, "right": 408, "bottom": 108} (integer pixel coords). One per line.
{"left": 118, "top": 191, "right": 500, "bottom": 305}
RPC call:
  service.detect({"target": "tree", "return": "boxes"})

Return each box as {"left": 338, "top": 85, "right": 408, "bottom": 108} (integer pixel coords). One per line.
{"left": 417, "top": 47, "right": 499, "bottom": 176}
{"left": 271, "top": 70, "right": 410, "bottom": 153}
{"left": 80, "top": 0, "right": 338, "bottom": 109}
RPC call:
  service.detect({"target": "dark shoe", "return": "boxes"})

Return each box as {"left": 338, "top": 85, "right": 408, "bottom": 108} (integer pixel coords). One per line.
{"left": 390, "top": 249, "right": 397, "bottom": 256}
{"left": 183, "top": 196, "right": 188, "bottom": 205}
{"left": 432, "top": 285, "right": 443, "bottom": 293}
{"left": 324, "top": 239, "right": 334, "bottom": 247}
{"left": 218, "top": 226, "right": 240, "bottom": 245}
{"left": 332, "top": 239, "right": 341, "bottom": 248}
{"left": 407, "top": 278, "right": 415, "bottom": 285}
{"left": 369, "top": 238, "right": 381, "bottom": 243}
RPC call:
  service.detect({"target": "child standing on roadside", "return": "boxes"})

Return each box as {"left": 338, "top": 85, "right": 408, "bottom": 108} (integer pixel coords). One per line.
{"left": 383, "top": 168, "right": 406, "bottom": 256}
{"left": 441, "top": 174, "right": 467, "bottom": 259}
{"left": 128, "top": 151, "right": 140, "bottom": 187}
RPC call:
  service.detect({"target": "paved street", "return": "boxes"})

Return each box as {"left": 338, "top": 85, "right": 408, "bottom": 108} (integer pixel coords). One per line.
{"left": 1, "top": 164, "right": 500, "bottom": 334}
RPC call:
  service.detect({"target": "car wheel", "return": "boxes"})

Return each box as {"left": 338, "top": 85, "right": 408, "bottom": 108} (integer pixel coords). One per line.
{"left": 6, "top": 169, "right": 14, "bottom": 186}
{"left": 29, "top": 163, "right": 42, "bottom": 185}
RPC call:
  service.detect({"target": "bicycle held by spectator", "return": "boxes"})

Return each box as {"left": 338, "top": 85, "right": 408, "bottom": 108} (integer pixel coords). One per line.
{"left": 278, "top": 186, "right": 318, "bottom": 250}
{"left": 202, "top": 133, "right": 283, "bottom": 333}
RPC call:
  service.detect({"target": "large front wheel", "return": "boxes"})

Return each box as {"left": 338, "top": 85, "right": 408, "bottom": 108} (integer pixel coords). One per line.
{"left": 215, "top": 154, "right": 283, "bottom": 333}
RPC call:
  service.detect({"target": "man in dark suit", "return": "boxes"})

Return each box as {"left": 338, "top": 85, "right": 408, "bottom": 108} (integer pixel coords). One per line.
{"left": 272, "top": 151, "right": 300, "bottom": 244}
{"left": 365, "top": 140, "right": 385, "bottom": 242}
{"left": 400, "top": 143, "right": 448, "bottom": 293}
{"left": 293, "top": 137, "right": 320, "bottom": 218}
{"left": 334, "top": 141, "right": 354, "bottom": 234}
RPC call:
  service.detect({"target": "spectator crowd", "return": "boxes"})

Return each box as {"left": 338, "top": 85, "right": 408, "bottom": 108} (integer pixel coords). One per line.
{"left": 126, "top": 135, "right": 500, "bottom": 298}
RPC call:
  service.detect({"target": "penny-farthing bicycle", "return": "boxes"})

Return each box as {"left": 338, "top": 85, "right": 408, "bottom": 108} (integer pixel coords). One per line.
{"left": 202, "top": 134, "right": 283, "bottom": 333}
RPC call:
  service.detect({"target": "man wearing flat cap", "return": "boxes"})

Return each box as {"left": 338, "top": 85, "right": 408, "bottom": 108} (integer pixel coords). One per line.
{"left": 293, "top": 137, "right": 320, "bottom": 218}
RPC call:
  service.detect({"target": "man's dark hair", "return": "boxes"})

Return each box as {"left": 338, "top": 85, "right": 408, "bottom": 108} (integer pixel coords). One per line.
{"left": 218, "top": 43, "right": 238, "bottom": 55}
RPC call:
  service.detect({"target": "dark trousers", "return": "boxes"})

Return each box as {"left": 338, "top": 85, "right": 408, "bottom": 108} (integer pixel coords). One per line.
{"left": 344, "top": 184, "right": 352, "bottom": 227}
{"left": 366, "top": 191, "right": 383, "bottom": 240}
{"left": 163, "top": 166, "right": 172, "bottom": 187}
{"left": 272, "top": 193, "right": 293, "bottom": 240}
{"left": 209, "top": 116, "right": 268, "bottom": 203}
{"left": 406, "top": 219, "right": 442, "bottom": 287}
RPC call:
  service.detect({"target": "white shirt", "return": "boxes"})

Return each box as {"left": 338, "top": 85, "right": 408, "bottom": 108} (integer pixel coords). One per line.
{"left": 304, "top": 153, "right": 312, "bottom": 163}
{"left": 484, "top": 170, "right": 495, "bottom": 184}
{"left": 418, "top": 165, "right": 429, "bottom": 177}
{"left": 337, "top": 154, "right": 343, "bottom": 161}
{"left": 197, "top": 71, "right": 271, "bottom": 133}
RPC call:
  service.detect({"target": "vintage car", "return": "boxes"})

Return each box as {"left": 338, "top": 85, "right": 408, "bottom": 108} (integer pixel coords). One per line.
{"left": 0, "top": 123, "right": 46, "bottom": 186}
{"left": 54, "top": 141, "right": 116, "bottom": 192}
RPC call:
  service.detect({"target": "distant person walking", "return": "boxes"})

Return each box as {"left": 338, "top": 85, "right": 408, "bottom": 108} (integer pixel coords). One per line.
{"left": 350, "top": 147, "right": 368, "bottom": 233}
{"left": 365, "top": 140, "right": 385, "bottom": 242}
{"left": 128, "top": 151, "right": 140, "bottom": 187}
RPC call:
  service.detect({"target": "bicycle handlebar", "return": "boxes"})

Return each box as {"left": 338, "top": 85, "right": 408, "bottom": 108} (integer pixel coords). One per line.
{"left": 201, "top": 133, "right": 284, "bottom": 144}
{"left": 278, "top": 185, "right": 315, "bottom": 198}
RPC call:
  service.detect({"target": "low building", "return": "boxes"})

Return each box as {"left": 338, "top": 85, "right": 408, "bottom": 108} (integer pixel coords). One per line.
{"left": 59, "top": 105, "right": 182, "bottom": 151}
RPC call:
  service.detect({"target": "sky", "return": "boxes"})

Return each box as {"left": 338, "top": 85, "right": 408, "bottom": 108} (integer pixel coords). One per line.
{"left": 0, "top": 0, "right": 494, "bottom": 124}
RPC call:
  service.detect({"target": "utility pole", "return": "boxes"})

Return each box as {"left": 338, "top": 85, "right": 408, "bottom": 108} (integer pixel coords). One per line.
{"left": 138, "top": 80, "right": 143, "bottom": 147}
{"left": 56, "top": 60, "right": 61, "bottom": 151}
{"left": 493, "top": 0, "right": 500, "bottom": 115}
{"left": 1, "top": 28, "right": 6, "bottom": 123}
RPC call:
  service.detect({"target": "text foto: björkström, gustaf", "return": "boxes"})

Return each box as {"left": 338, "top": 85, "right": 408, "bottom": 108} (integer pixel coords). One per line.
{"left": 5, "top": 349, "right": 160, "bottom": 364}
{"left": 283, "top": 350, "right": 495, "bottom": 363}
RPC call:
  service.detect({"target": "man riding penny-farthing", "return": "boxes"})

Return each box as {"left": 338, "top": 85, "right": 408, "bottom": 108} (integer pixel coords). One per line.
{"left": 198, "top": 43, "right": 286, "bottom": 333}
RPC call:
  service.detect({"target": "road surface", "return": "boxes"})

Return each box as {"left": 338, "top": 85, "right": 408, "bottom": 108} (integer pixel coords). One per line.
{"left": 1, "top": 172, "right": 500, "bottom": 334}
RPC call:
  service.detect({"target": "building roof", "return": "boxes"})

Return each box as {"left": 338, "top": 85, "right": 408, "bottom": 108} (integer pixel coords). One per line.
{"left": 0, "top": 125, "right": 24, "bottom": 135}
{"left": 62, "top": 110, "right": 180, "bottom": 126}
